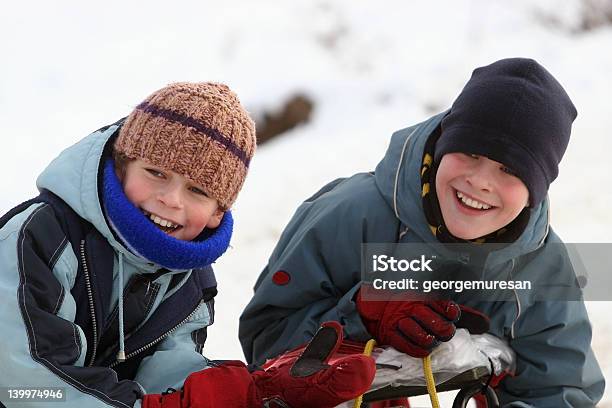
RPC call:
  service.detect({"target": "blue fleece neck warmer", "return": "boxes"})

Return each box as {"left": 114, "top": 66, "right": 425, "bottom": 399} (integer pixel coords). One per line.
{"left": 102, "top": 159, "right": 233, "bottom": 270}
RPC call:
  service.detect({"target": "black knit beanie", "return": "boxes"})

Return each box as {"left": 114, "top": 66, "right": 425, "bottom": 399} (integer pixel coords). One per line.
{"left": 435, "top": 58, "right": 577, "bottom": 206}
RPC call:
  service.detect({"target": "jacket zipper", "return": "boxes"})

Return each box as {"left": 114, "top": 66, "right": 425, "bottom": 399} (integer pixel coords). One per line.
{"left": 509, "top": 210, "right": 549, "bottom": 340}
{"left": 80, "top": 239, "right": 99, "bottom": 367}
{"left": 108, "top": 300, "right": 203, "bottom": 368}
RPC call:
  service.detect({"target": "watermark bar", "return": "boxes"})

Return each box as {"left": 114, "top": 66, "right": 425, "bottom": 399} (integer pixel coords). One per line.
{"left": 0, "top": 387, "right": 66, "bottom": 402}
{"left": 361, "top": 243, "right": 612, "bottom": 301}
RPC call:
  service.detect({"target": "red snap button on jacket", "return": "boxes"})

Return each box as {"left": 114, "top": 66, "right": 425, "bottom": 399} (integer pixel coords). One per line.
{"left": 272, "top": 270, "right": 291, "bottom": 285}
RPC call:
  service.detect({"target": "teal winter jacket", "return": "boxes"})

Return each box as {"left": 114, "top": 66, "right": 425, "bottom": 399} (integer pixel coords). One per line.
{"left": 239, "top": 112, "right": 605, "bottom": 407}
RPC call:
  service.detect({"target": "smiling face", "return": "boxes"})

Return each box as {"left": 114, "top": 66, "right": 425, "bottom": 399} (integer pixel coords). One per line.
{"left": 435, "top": 153, "right": 529, "bottom": 240}
{"left": 119, "top": 159, "right": 224, "bottom": 241}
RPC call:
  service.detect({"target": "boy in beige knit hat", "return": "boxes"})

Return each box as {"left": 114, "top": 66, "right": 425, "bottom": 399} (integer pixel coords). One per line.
{"left": 0, "top": 82, "right": 374, "bottom": 408}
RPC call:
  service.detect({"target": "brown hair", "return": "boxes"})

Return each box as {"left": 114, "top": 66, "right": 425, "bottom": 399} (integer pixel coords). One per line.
{"left": 112, "top": 148, "right": 134, "bottom": 181}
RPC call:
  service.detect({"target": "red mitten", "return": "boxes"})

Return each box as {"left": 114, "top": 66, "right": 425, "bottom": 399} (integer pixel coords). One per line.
{"left": 253, "top": 321, "right": 376, "bottom": 408}
{"left": 142, "top": 322, "right": 375, "bottom": 408}
{"left": 142, "top": 360, "right": 260, "bottom": 408}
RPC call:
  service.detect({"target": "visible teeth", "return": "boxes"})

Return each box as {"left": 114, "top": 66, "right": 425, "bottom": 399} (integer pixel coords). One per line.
{"left": 456, "top": 191, "right": 491, "bottom": 210}
{"left": 149, "top": 213, "right": 178, "bottom": 228}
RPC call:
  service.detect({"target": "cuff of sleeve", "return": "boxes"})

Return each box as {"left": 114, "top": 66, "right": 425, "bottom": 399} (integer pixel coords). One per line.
{"left": 334, "top": 283, "right": 372, "bottom": 342}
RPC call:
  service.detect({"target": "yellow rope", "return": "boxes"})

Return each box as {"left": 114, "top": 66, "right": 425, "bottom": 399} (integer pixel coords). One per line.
{"left": 353, "top": 341, "right": 440, "bottom": 408}
{"left": 353, "top": 339, "right": 377, "bottom": 408}
{"left": 423, "top": 355, "right": 440, "bottom": 408}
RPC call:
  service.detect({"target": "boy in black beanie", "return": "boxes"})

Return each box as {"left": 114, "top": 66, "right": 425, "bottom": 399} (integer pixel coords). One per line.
{"left": 240, "top": 58, "right": 605, "bottom": 406}
{"left": 432, "top": 58, "right": 575, "bottom": 241}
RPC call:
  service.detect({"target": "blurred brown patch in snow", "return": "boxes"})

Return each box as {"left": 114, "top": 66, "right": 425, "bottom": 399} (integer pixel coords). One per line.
{"left": 535, "top": 0, "right": 612, "bottom": 33}
{"left": 256, "top": 94, "right": 314, "bottom": 144}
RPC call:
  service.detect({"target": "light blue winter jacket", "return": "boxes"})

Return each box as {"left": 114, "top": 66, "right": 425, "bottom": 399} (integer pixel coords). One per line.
{"left": 0, "top": 123, "right": 218, "bottom": 407}
{"left": 239, "top": 112, "right": 605, "bottom": 407}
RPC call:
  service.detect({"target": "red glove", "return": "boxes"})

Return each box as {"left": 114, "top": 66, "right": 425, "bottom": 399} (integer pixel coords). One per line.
{"left": 254, "top": 321, "right": 375, "bottom": 407}
{"left": 142, "top": 321, "right": 375, "bottom": 408}
{"left": 142, "top": 361, "right": 260, "bottom": 408}
{"left": 356, "top": 286, "right": 489, "bottom": 358}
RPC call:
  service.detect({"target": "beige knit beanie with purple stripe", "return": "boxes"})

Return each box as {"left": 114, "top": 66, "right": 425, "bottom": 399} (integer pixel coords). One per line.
{"left": 115, "top": 82, "right": 256, "bottom": 210}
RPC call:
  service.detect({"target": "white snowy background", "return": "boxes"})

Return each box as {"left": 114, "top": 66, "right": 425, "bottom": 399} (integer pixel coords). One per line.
{"left": 1, "top": 1, "right": 610, "bottom": 406}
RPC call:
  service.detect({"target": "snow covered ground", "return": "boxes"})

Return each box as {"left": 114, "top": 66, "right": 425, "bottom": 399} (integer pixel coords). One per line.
{"left": 1, "top": 0, "right": 611, "bottom": 405}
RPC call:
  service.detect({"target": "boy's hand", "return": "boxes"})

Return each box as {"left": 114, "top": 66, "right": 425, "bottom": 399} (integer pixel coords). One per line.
{"left": 356, "top": 286, "right": 489, "bottom": 358}
{"left": 142, "top": 321, "right": 375, "bottom": 408}
{"left": 253, "top": 321, "right": 376, "bottom": 408}
{"left": 142, "top": 361, "right": 260, "bottom": 408}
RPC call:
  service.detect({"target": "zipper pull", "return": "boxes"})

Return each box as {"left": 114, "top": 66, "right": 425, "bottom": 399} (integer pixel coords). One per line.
{"left": 116, "top": 350, "right": 126, "bottom": 363}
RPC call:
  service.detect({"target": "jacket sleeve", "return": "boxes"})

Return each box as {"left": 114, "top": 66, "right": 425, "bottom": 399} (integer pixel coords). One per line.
{"left": 134, "top": 300, "right": 216, "bottom": 393}
{"left": 497, "top": 299, "right": 605, "bottom": 407}
{"left": 0, "top": 203, "right": 143, "bottom": 408}
{"left": 239, "top": 178, "right": 383, "bottom": 365}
